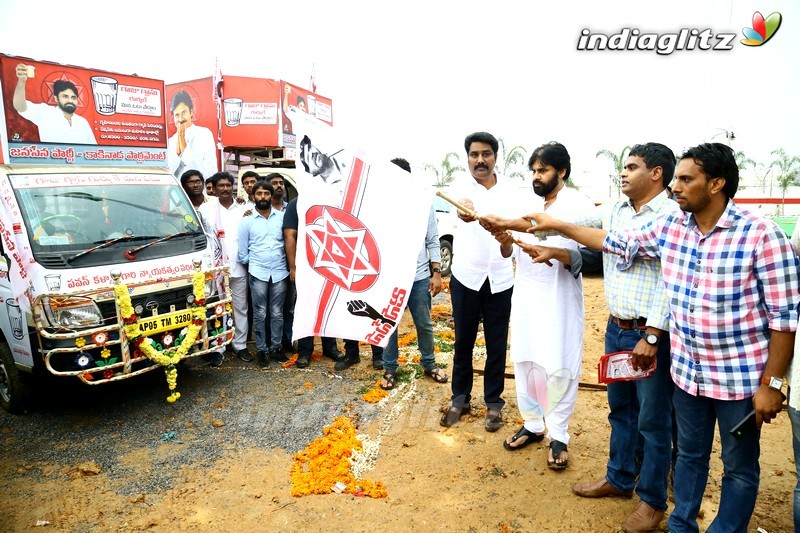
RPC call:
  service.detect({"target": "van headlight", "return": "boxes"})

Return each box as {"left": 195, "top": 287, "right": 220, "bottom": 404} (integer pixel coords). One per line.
{"left": 41, "top": 296, "right": 103, "bottom": 328}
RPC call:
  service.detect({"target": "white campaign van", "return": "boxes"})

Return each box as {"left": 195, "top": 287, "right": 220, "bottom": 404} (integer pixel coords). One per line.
{"left": 0, "top": 166, "right": 232, "bottom": 412}
{"left": 0, "top": 54, "right": 232, "bottom": 413}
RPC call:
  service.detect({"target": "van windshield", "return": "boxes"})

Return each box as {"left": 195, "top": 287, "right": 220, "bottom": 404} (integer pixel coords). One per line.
{"left": 11, "top": 172, "right": 203, "bottom": 256}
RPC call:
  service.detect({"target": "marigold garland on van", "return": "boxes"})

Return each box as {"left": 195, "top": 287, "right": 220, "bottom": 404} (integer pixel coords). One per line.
{"left": 112, "top": 270, "right": 207, "bottom": 403}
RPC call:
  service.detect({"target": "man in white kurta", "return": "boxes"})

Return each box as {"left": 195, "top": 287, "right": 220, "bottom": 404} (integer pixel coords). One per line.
{"left": 199, "top": 172, "right": 251, "bottom": 364}
{"left": 486, "top": 142, "right": 595, "bottom": 468}
{"left": 509, "top": 189, "right": 593, "bottom": 443}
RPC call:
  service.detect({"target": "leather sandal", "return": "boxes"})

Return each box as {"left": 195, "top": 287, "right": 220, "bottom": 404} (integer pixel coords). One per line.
{"left": 503, "top": 426, "right": 545, "bottom": 451}
{"left": 548, "top": 440, "right": 569, "bottom": 470}
{"left": 380, "top": 371, "right": 397, "bottom": 390}
{"left": 424, "top": 367, "right": 448, "bottom": 383}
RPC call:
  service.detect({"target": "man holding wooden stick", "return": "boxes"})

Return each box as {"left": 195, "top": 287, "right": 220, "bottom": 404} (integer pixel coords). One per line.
{"left": 439, "top": 131, "right": 515, "bottom": 432}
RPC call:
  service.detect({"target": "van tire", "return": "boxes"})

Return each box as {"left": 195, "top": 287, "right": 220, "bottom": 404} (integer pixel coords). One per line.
{"left": 0, "top": 342, "right": 31, "bottom": 414}
{"left": 439, "top": 239, "right": 453, "bottom": 277}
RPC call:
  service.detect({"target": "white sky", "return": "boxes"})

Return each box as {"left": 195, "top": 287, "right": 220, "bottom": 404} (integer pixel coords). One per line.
{"left": 1, "top": 0, "right": 798, "bottom": 197}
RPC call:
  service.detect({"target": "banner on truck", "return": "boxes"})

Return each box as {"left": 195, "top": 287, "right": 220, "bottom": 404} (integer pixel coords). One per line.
{"left": 218, "top": 76, "right": 281, "bottom": 148}
{"left": 0, "top": 54, "right": 167, "bottom": 167}
{"left": 280, "top": 81, "right": 333, "bottom": 149}
{"left": 165, "top": 78, "right": 220, "bottom": 182}
{"left": 291, "top": 114, "right": 430, "bottom": 347}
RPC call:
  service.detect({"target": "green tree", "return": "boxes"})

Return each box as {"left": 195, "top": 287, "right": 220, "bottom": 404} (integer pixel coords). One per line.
{"left": 596, "top": 146, "right": 631, "bottom": 196}
{"left": 735, "top": 150, "right": 756, "bottom": 171}
{"left": 769, "top": 148, "right": 800, "bottom": 214}
{"left": 734, "top": 151, "right": 757, "bottom": 192}
{"left": 424, "top": 152, "right": 465, "bottom": 188}
{"left": 495, "top": 138, "right": 528, "bottom": 180}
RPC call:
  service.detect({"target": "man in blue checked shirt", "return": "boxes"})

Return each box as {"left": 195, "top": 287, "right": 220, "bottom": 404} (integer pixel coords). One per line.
{"left": 238, "top": 181, "right": 290, "bottom": 368}
{"left": 529, "top": 142, "right": 800, "bottom": 533}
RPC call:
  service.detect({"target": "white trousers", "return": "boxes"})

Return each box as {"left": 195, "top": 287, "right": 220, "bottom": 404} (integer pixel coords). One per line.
{"left": 513, "top": 360, "right": 579, "bottom": 445}
{"left": 230, "top": 276, "right": 249, "bottom": 351}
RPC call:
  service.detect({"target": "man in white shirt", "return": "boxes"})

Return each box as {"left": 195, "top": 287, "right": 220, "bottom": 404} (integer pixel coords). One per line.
{"left": 167, "top": 90, "right": 217, "bottom": 181}
{"left": 199, "top": 172, "right": 252, "bottom": 364}
{"left": 13, "top": 63, "right": 97, "bottom": 144}
{"left": 440, "top": 131, "right": 514, "bottom": 432}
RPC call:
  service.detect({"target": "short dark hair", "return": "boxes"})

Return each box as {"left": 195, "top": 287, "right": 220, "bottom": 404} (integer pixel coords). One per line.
{"left": 528, "top": 142, "right": 572, "bottom": 181}
{"left": 170, "top": 90, "right": 194, "bottom": 113}
{"left": 208, "top": 172, "right": 234, "bottom": 188}
{"left": 297, "top": 96, "right": 306, "bottom": 106}
{"left": 241, "top": 170, "right": 260, "bottom": 185}
{"left": 391, "top": 158, "right": 411, "bottom": 172}
{"left": 628, "top": 143, "right": 676, "bottom": 188}
{"left": 680, "top": 143, "right": 739, "bottom": 199}
{"left": 180, "top": 169, "right": 203, "bottom": 187}
{"left": 251, "top": 180, "right": 275, "bottom": 195}
{"left": 53, "top": 80, "right": 79, "bottom": 98}
{"left": 265, "top": 173, "right": 284, "bottom": 182}
{"left": 464, "top": 132, "right": 498, "bottom": 156}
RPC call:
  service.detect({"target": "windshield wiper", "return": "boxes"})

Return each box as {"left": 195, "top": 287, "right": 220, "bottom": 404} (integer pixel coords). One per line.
{"left": 125, "top": 232, "right": 198, "bottom": 260}
{"left": 66, "top": 235, "right": 135, "bottom": 264}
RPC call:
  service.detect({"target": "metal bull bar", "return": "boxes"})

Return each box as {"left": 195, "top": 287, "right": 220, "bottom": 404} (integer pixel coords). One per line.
{"left": 32, "top": 263, "right": 233, "bottom": 385}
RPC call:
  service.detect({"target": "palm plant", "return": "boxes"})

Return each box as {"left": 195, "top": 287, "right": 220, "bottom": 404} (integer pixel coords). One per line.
{"left": 769, "top": 148, "right": 800, "bottom": 214}
{"left": 596, "top": 146, "right": 631, "bottom": 197}
{"left": 495, "top": 138, "right": 528, "bottom": 180}
{"left": 424, "top": 152, "right": 465, "bottom": 188}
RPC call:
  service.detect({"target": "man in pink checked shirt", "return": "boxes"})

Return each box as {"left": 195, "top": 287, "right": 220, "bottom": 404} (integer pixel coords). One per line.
{"left": 528, "top": 142, "right": 799, "bottom": 533}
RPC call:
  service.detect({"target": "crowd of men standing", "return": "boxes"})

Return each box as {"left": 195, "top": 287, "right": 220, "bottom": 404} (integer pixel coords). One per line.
{"left": 442, "top": 132, "right": 798, "bottom": 533}
{"left": 179, "top": 129, "right": 800, "bottom": 532}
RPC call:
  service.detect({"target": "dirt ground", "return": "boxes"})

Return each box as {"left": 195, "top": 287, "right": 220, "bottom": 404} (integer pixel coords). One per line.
{"left": 0, "top": 275, "right": 795, "bottom": 532}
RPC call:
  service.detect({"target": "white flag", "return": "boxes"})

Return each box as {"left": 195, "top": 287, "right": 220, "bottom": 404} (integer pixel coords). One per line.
{"left": 292, "top": 117, "right": 431, "bottom": 347}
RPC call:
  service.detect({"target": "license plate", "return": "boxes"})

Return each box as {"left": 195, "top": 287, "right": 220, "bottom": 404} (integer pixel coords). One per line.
{"left": 137, "top": 309, "right": 194, "bottom": 336}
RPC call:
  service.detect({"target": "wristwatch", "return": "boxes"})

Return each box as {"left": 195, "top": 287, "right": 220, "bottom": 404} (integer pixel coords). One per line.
{"left": 431, "top": 267, "right": 441, "bottom": 273}
{"left": 644, "top": 333, "right": 659, "bottom": 346}
{"left": 762, "top": 375, "right": 784, "bottom": 391}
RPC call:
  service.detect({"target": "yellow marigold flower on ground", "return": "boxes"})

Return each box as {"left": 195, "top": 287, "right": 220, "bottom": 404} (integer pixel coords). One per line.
{"left": 397, "top": 333, "right": 417, "bottom": 347}
{"left": 362, "top": 381, "right": 388, "bottom": 403}
{"left": 289, "top": 416, "right": 387, "bottom": 498}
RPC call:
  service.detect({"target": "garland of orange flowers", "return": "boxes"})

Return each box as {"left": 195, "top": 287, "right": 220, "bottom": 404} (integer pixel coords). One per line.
{"left": 290, "top": 416, "right": 387, "bottom": 498}
{"left": 113, "top": 271, "right": 207, "bottom": 403}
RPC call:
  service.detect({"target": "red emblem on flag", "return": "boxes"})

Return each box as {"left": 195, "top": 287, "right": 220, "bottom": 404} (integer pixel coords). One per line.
{"left": 305, "top": 205, "right": 380, "bottom": 292}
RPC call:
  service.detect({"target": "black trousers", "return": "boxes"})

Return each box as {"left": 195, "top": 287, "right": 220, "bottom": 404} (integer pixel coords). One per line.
{"left": 449, "top": 275, "right": 512, "bottom": 411}
{"left": 343, "top": 339, "right": 383, "bottom": 359}
{"left": 297, "top": 336, "right": 338, "bottom": 357}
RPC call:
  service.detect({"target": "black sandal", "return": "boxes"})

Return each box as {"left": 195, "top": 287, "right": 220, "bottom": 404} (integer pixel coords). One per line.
{"left": 503, "top": 426, "right": 545, "bottom": 451}
{"left": 380, "top": 371, "right": 397, "bottom": 390}
{"left": 424, "top": 366, "right": 449, "bottom": 383}
{"left": 548, "top": 440, "right": 569, "bottom": 470}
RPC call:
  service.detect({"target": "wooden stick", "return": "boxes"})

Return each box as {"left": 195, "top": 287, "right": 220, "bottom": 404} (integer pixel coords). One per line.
{"left": 435, "top": 191, "right": 480, "bottom": 219}
{"left": 435, "top": 190, "right": 538, "bottom": 257}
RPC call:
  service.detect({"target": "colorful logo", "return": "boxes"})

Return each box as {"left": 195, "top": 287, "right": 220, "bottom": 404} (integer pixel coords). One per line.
{"left": 741, "top": 11, "right": 782, "bottom": 46}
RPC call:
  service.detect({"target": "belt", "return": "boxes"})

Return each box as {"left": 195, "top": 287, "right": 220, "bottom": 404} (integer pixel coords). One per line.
{"left": 610, "top": 316, "right": 648, "bottom": 330}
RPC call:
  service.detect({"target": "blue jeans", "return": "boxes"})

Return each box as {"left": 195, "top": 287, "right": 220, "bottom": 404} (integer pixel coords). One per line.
{"left": 248, "top": 274, "right": 288, "bottom": 353}
{"left": 789, "top": 388, "right": 800, "bottom": 532}
{"left": 604, "top": 319, "right": 673, "bottom": 511}
{"left": 383, "top": 278, "right": 436, "bottom": 374}
{"left": 668, "top": 387, "right": 760, "bottom": 533}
